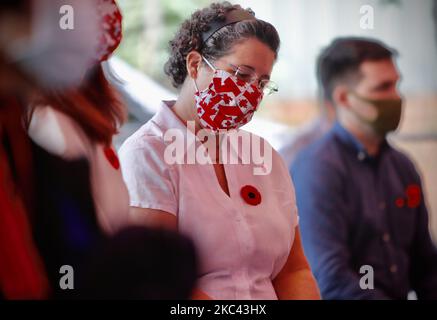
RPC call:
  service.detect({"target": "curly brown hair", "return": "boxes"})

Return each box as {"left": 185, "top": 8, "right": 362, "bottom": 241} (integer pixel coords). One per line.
{"left": 164, "top": 1, "right": 280, "bottom": 88}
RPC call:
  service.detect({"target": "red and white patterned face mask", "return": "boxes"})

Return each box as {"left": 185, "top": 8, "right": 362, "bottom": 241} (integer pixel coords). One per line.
{"left": 194, "top": 63, "right": 264, "bottom": 131}
{"left": 95, "top": 0, "right": 123, "bottom": 62}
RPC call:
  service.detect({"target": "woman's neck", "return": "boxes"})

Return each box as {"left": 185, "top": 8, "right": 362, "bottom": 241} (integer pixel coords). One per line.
{"left": 172, "top": 92, "right": 225, "bottom": 163}
{"left": 172, "top": 90, "right": 202, "bottom": 133}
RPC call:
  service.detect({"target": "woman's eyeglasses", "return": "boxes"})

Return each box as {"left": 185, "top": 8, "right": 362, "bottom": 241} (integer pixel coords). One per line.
{"left": 203, "top": 56, "right": 279, "bottom": 96}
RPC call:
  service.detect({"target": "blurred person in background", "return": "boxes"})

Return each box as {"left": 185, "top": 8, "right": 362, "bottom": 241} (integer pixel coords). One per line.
{"left": 119, "top": 1, "right": 320, "bottom": 300}
{"left": 292, "top": 37, "right": 437, "bottom": 299}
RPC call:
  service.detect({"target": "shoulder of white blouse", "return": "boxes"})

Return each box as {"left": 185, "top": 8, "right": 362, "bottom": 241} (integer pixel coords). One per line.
{"left": 118, "top": 128, "right": 177, "bottom": 176}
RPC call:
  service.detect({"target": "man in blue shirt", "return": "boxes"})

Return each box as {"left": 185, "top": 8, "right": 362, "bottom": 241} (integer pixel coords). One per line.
{"left": 292, "top": 37, "right": 437, "bottom": 299}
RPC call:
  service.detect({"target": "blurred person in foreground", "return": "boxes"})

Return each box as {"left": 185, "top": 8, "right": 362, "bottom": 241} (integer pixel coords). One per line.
{"left": 27, "top": 0, "right": 130, "bottom": 237}
{"left": 0, "top": 0, "right": 101, "bottom": 299}
{"left": 0, "top": 0, "right": 197, "bottom": 299}
{"left": 292, "top": 37, "right": 437, "bottom": 299}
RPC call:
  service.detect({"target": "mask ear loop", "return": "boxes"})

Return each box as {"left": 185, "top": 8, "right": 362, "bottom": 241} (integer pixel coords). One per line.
{"left": 193, "top": 56, "right": 216, "bottom": 93}
{"left": 193, "top": 78, "right": 200, "bottom": 93}
{"left": 202, "top": 56, "right": 216, "bottom": 71}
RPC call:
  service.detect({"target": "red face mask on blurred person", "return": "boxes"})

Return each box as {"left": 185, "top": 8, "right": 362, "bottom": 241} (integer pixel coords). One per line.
{"left": 95, "top": 0, "right": 123, "bottom": 62}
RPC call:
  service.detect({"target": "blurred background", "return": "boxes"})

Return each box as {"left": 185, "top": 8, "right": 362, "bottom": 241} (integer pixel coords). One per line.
{"left": 109, "top": 0, "right": 437, "bottom": 238}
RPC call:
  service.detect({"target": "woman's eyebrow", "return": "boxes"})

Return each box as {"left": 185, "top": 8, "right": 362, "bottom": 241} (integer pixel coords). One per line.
{"left": 241, "top": 64, "right": 256, "bottom": 71}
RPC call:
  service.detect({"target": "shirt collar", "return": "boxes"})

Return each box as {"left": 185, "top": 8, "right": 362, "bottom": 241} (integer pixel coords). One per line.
{"left": 152, "top": 100, "right": 189, "bottom": 134}
{"left": 151, "top": 101, "right": 197, "bottom": 163}
{"left": 332, "top": 121, "right": 389, "bottom": 162}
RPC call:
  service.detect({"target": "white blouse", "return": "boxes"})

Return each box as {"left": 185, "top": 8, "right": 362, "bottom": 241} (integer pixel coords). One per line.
{"left": 119, "top": 101, "right": 299, "bottom": 300}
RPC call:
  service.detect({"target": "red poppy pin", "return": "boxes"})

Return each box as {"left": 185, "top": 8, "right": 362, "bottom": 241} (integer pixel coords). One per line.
{"left": 240, "top": 185, "right": 262, "bottom": 206}
{"left": 395, "top": 184, "right": 421, "bottom": 209}
{"left": 104, "top": 146, "right": 120, "bottom": 170}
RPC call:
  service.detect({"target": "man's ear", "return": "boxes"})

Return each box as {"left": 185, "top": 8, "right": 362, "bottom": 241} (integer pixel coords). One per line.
{"left": 332, "top": 85, "right": 351, "bottom": 110}
{"left": 186, "top": 51, "right": 202, "bottom": 80}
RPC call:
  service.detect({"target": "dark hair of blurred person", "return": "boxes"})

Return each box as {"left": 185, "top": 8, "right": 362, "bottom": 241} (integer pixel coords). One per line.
{"left": 317, "top": 37, "right": 396, "bottom": 103}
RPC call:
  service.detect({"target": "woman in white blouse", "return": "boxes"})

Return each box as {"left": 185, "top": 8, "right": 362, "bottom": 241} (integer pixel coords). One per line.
{"left": 119, "top": 2, "right": 320, "bottom": 300}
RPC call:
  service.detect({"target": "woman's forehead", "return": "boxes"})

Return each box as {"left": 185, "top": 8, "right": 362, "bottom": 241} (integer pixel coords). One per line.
{"left": 220, "top": 38, "right": 276, "bottom": 75}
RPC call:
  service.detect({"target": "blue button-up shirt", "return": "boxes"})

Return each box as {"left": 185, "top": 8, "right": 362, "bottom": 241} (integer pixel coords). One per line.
{"left": 291, "top": 122, "right": 437, "bottom": 299}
